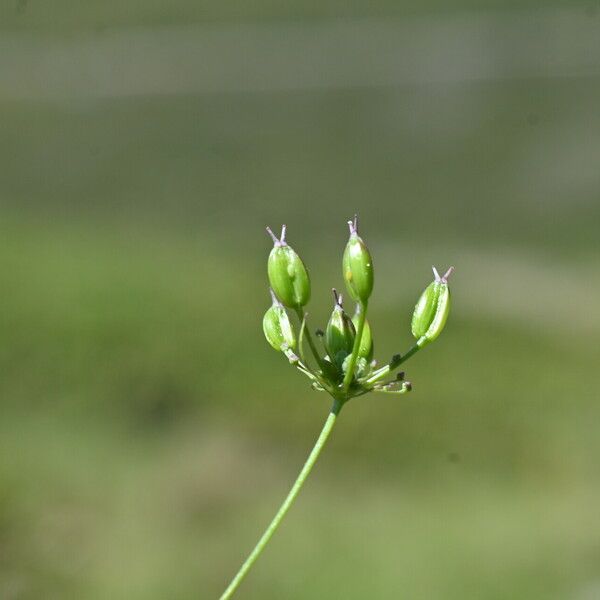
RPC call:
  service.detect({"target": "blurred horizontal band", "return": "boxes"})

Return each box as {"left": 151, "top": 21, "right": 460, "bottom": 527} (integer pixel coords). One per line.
{"left": 2, "top": 8, "right": 600, "bottom": 101}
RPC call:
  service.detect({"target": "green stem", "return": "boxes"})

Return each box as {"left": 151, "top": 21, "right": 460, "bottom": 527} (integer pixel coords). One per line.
{"left": 365, "top": 342, "right": 421, "bottom": 385}
{"left": 342, "top": 300, "right": 368, "bottom": 392}
{"left": 219, "top": 400, "right": 343, "bottom": 600}
{"left": 295, "top": 308, "right": 326, "bottom": 372}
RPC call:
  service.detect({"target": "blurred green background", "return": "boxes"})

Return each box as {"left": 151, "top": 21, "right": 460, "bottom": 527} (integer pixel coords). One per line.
{"left": 1, "top": 2, "right": 600, "bottom": 599}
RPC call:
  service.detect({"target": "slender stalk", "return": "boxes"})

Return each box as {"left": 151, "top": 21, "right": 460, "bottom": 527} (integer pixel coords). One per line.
{"left": 365, "top": 343, "right": 421, "bottom": 385}
{"left": 295, "top": 308, "right": 326, "bottom": 372}
{"left": 219, "top": 400, "right": 343, "bottom": 600}
{"left": 342, "top": 300, "right": 368, "bottom": 392}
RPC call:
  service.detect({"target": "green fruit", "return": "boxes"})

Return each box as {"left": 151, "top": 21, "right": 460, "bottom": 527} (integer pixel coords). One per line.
{"left": 411, "top": 267, "right": 453, "bottom": 346}
{"left": 342, "top": 218, "right": 373, "bottom": 304}
{"left": 325, "top": 291, "right": 356, "bottom": 368}
{"left": 267, "top": 225, "right": 311, "bottom": 309}
{"left": 263, "top": 293, "right": 296, "bottom": 352}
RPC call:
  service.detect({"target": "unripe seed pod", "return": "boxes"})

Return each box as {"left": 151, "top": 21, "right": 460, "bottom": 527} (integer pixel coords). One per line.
{"left": 325, "top": 290, "right": 356, "bottom": 368}
{"left": 411, "top": 267, "right": 453, "bottom": 346}
{"left": 263, "top": 291, "right": 296, "bottom": 352}
{"left": 267, "top": 225, "right": 311, "bottom": 309}
{"left": 412, "top": 281, "right": 438, "bottom": 339}
{"left": 352, "top": 307, "right": 373, "bottom": 362}
{"left": 342, "top": 217, "right": 373, "bottom": 304}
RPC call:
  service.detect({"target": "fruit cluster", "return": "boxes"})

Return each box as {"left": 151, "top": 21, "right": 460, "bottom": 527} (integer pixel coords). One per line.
{"left": 263, "top": 217, "right": 453, "bottom": 404}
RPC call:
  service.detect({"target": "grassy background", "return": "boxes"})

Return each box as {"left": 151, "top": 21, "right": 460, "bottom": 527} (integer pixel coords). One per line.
{"left": 1, "top": 1, "right": 600, "bottom": 598}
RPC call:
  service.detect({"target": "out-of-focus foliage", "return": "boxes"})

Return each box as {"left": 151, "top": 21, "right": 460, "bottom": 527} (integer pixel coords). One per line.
{"left": 1, "top": 1, "right": 599, "bottom": 598}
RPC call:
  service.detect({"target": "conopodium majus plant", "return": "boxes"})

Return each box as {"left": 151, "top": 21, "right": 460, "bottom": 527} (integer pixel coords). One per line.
{"left": 220, "top": 217, "right": 454, "bottom": 599}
